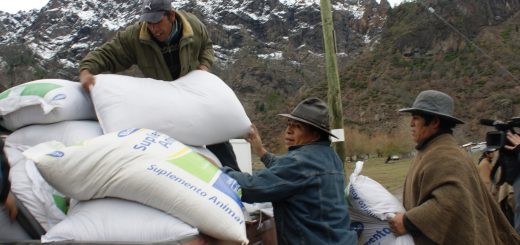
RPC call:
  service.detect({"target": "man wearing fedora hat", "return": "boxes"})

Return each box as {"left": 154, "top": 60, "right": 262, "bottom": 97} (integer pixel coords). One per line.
{"left": 478, "top": 146, "right": 498, "bottom": 193}
{"left": 222, "top": 97, "right": 357, "bottom": 245}
{"left": 388, "top": 90, "right": 519, "bottom": 244}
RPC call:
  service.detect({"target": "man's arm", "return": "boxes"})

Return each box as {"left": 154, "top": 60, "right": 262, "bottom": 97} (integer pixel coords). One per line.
{"left": 79, "top": 69, "right": 96, "bottom": 92}
{"left": 78, "top": 24, "right": 139, "bottom": 90}
{"left": 197, "top": 21, "right": 215, "bottom": 70}
{"left": 389, "top": 212, "right": 422, "bottom": 236}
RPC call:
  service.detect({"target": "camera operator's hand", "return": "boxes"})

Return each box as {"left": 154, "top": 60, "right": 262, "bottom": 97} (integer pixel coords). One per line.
{"left": 505, "top": 131, "right": 520, "bottom": 151}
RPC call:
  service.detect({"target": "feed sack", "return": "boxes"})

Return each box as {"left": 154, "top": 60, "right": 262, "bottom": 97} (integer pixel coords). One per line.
{"left": 90, "top": 71, "right": 251, "bottom": 146}
{"left": 24, "top": 128, "right": 248, "bottom": 243}
{"left": 0, "top": 80, "right": 95, "bottom": 131}
{"left": 347, "top": 161, "right": 414, "bottom": 245}
{"left": 43, "top": 198, "right": 198, "bottom": 242}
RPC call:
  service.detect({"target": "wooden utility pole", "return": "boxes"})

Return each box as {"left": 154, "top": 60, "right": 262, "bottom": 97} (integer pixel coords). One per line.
{"left": 319, "top": 0, "right": 347, "bottom": 168}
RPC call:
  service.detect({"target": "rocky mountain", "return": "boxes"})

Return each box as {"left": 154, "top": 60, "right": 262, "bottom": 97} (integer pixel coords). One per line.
{"left": 0, "top": 0, "right": 388, "bottom": 149}
{"left": 339, "top": 0, "right": 520, "bottom": 155}
{"left": 0, "top": 0, "right": 519, "bottom": 156}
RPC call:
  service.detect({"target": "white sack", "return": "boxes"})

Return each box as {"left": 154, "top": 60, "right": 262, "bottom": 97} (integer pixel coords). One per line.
{"left": 23, "top": 128, "right": 248, "bottom": 243}
{"left": 349, "top": 208, "right": 414, "bottom": 245}
{"left": 5, "top": 121, "right": 103, "bottom": 230}
{"left": 348, "top": 161, "right": 404, "bottom": 220}
{"left": 0, "top": 80, "right": 96, "bottom": 131}
{"left": 347, "top": 161, "right": 414, "bottom": 245}
{"left": 5, "top": 120, "right": 103, "bottom": 152}
{"left": 9, "top": 159, "right": 66, "bottom": 230}
{"left": 43, "top": 198, "right": 199, "bottom": 243}
{"left": 91, "top": 71, "right": 251, "bottom": 146}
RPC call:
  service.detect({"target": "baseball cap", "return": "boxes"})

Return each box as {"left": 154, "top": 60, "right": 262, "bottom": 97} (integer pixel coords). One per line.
{"left": 141, "top": 0, "right": 172, "bottom": 23}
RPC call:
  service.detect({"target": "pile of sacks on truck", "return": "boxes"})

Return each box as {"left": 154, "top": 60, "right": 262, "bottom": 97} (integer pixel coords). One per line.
{"left": 2, "top": 70, "right": 417, "bottom": 245}
{"left": 1, "top": 71, "right": 261, "bottom": 244}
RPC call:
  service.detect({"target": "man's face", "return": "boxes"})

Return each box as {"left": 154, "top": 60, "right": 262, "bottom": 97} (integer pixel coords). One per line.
{"left": 410, "top": 114, "right": 438, "bottom": 143}
{"left": 284, "top": 119, "right": 320, "bottom": 147}
{"left": 147, "top": 14, "right": 174, "bottom": 42}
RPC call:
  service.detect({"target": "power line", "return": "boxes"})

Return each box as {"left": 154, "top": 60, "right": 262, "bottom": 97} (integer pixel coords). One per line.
{"left": 418, "top": 1, "right": 519, "bottom": 82}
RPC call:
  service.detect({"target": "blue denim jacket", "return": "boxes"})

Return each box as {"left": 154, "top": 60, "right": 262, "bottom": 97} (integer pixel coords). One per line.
{"left": 222, "top": 141, "right": 357, "bottom": 245}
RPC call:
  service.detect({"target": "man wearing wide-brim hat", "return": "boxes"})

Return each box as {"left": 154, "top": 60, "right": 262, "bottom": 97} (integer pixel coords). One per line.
{"left": 388, "top": 90, "right": 520, "bottom": 244}
{"left": 222, "top": 97, "right": 358, "bottom": 245}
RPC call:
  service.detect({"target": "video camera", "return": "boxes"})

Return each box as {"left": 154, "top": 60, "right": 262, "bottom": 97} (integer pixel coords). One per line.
{"left": 480, "top": 117, "right": 520, "bottom": 184}
{"left": 480, "top": 117, "right": 520, "bottom": 149}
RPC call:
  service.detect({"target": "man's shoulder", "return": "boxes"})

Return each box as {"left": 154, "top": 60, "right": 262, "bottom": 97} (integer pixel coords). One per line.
{"left": 420, "top": 138, "right": 475, "bottom": 170}
{"left": 176, "top": 11, "right": 204, "bottom": 26}
{"left": 296, "top": 142, "right": 337, "bottom": 157}
{"left": 122, "top": 21, "right": 143, "bottom": 33}
{"left": 115, "top": 21, "right": 146, "bottom": 42}
{"left": 176, "top": 10, "right": 197, "bottom": 19}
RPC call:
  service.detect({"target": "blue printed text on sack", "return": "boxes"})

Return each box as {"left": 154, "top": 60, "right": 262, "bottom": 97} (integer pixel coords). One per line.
{"left": 147, "top": 164, "right": 245, "bottom": 225}
{"left": 363, "top": 227, "right": 392, "bottom": 245}
{"left": 133, "top": 131, "right": 175, "bottom": 151}
{"left": 350, "top": 185, "right": 378, "bottom": 219}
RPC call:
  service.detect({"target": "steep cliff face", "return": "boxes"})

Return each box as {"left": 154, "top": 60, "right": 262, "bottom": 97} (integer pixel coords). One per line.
{"left": 387, "top": 0, "right": 520, "bottom": 56}
{"left": 340, "top": 0, "right": 520, "bottom": 145}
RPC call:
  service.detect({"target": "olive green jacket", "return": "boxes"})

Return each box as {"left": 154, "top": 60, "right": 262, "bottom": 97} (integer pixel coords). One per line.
{"left": 79, "top": 11, "right": 214, "bottom": 80}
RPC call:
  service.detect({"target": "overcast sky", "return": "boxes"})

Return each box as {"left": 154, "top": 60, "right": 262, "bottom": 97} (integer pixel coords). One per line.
{"left": 0, "top": 0, "right": 407, "bottom": 14}
{"left": 0, "top": 0, "right": 49, "bottom": 14}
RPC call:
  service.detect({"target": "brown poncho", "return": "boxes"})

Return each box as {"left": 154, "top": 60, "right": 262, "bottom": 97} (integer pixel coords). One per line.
{"left": 403, "top": 134, "right": 520, "bottom": 245}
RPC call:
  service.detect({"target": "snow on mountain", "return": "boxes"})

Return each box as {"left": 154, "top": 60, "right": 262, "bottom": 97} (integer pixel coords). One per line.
{"left": 0, "top": 0, "right": 389, "bottom": 80}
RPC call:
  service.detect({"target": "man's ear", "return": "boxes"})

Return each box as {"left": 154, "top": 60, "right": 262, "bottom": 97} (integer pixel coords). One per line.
{"left": 168, "top": 11, "right": 176, "bottom": 22}
{"left": 432, "top": 116, "right": 441, "bottom": 129}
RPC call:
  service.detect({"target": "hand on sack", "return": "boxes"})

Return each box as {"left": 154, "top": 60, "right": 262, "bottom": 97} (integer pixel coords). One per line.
{"left": 5, "top": 192, "right": 18, "bottom": 221}
{"left": 79, "top": 69, "right": 96, "bottom": 92}
{"left": 388, "top": 212, "right": 407, "bottom": 236}
{"left": 197, "top": 64, "right": 209, "bottom": 71}
{"left": 245, "top": 124, "right": 267, "bottom": 158}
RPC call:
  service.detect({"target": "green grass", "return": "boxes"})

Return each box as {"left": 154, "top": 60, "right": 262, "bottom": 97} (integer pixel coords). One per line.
{"left": 344, "top": 157, "right": 411, "bottom": 196}
{"left": 344, "top": 153, "right": 481, "bottom": 196}
{"left": 253, "top": 156, "right": 412, "bottom": 197}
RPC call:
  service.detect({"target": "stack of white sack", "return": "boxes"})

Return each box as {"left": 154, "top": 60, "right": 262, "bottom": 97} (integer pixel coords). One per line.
{"left": 0, "top": 79, "right": 99, "bottom": 231}
{"left": 0, "top": 79, "right": 219, "bottom": 242}
{"left": 42, "top": 198, "right": 199, "bottom": 243}
{"left": 5, "top": 122, "right": 219, "bottom": 242}
{"left": 90, "top": 70, "right": 252, "bottom": 146}
{"left": 23, "top": 128, "right": 249, "bottom": 243}
{"left": 0, "top": 79, "right": 96, "bottom": 131}
{"left": 346, "top": 161, "right": 415, "bottom": 245}
{"left": 5, "top": 121, "right": 103, "bottom": 230}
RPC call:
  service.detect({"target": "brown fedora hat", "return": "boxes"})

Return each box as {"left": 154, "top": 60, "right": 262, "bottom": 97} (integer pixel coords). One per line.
{"left": 279, "top": 97, "right": 338, "bottom": 138}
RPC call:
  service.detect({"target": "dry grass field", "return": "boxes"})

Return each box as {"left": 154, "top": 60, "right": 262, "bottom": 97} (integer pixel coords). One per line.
{"left": 344, "top": 157, "right": 411, "bottom": 199}
{"left": 252, "top": 152, "right": 481, "bottom": 200}
{"left": 252, "top": 156, "right": 413, "bottom": 199}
